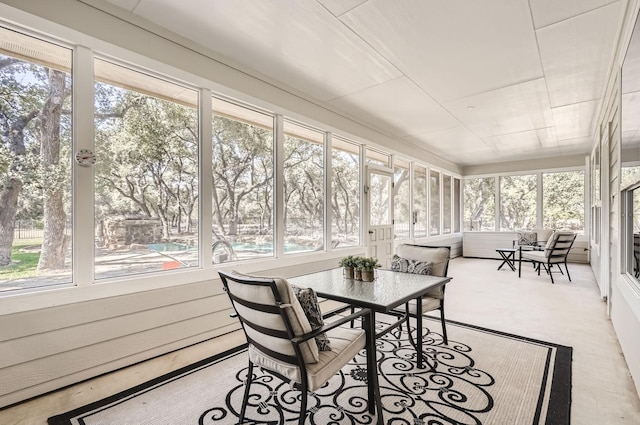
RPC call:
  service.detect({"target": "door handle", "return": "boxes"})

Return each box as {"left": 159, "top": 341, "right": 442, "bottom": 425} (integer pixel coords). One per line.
{"left": 368, "top": 230, "right": 374, "bottom": 234}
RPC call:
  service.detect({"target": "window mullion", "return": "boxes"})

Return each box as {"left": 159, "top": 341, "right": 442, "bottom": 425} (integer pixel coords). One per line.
{"left": 275, "top": 114, "right": 285, "bottom": 258}
{"left": 201, "top": 89, "right": 213, "bottom": 268}
{"left": 324, "top": 132, "right": 331, "bottom": 251}
{"left": 73, "top": 45, "right": 95, "bottom": 286}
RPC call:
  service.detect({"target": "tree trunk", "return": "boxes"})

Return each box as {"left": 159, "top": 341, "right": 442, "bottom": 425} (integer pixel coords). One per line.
{"left": 0, "top": 108, "right": 37, "bottom": 266}
{"left": 0, "top": 178, "right": 23, "bottom": 266}
{"left": 38, "top": 69, "right": 68, "bottom": 270}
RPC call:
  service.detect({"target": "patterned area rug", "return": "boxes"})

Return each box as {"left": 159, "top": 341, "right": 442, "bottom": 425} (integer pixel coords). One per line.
{"left": 48, "top": 317, "right": 571, "bottom": 425}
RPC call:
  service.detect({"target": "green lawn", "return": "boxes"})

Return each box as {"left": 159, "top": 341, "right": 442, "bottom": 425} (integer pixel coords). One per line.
{"left": 0, "top": 240, "right": 41, "bottom": 280}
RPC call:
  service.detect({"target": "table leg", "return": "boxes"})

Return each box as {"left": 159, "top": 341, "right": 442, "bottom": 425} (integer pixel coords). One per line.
{"left": 497, "top": 250, "right": 516, "bottom": 271}
{"left": 363, "top": 311, "right": 382, "bottom": 424}
{"left": 518, "top": 247, "right": 522, "bottom": 278}
{"left": 416, "top": 296, "right": 423, "bottom": 369}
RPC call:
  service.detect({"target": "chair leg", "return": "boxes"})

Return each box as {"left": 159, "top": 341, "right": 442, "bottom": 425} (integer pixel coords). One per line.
{"left": 439, "top": 306, "right": 448, "bottom": 345}
{"left": 547, "top": 263, "right": 555, "bottom": 284}
{"left": 239, "top": 361, "right": 254, "bottom": 423}
{"left": 565, "top": 261, "right": 572, "bottom": 282}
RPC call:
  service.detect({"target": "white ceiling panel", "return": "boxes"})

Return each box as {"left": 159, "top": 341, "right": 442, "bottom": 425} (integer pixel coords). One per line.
{"left": 552, "top": 100, "right": 598, "bottom": 140}
{"left": 530, "top": 0, "right": 619, "bottom": 29}
{"left": 492, "top": 128, "right": 559, "bottom": 160}
{"left": 329, "top": 77, "right": 459, "bottom": 137}
{"left": 407, "top": 127, "right": 491, "bottom": 159}
{"left": 340, "top": 0, "right": 543, "bottom": 103}
{"left": 132, "top": 0, "right": 401, "bottom": 101}
{"left": 558, "top": 136, "right": 595, "bottom": 155}
{"left": 444, "top": 79, "right": 554, "bottom": 138}
{"left": 537, "top": 2, "right": 621, "bottom": 107}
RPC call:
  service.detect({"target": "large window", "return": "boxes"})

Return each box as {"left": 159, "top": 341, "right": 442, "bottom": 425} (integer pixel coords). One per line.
{"left": 283, "top": 121, "right": 324, "bottom": 253}
{"left": 211, "top": 98, "right": 274, "bottom": 262}
{"left": 499, "top": 174, "right": 537, "bottom": 231}
{"left": 94, "top": 59, "right": 199, "bottom": 279}
{"left": 413, "top": 166, "right": 428, "bottom": 238}
{"left": 0, "top": 28, "right": 73, "bottom": 292}
{"left": 542, "top": 171, "right": 584, "bottom": 233}
{"left": 331, "top": 137, "right": 360, "bottom": 248}
{"left": 464, "top": 177, "right": 495, "bottom": 231}
{"left": 443, "top": 174, "right": 452, "bottom": 234}
{"left": 394, "top": 158, "right": 410, "bottom": 239}
{"left": 454, "top": 178, "right": 461, "bottom": 232}
{"left": 430, "top": 170, "right": 441, "bottom": 236}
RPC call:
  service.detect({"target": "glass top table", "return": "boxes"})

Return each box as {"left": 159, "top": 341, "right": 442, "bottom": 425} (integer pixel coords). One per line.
{"left": 289, "top": 268, "right": 451, "bottom": 368}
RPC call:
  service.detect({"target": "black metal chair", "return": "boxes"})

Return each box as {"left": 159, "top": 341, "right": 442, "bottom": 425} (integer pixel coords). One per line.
{"left": 393, "top": 244, "right": 451, "bottom": 344}
{"left": 520, "top": 232, "right": 577, "bottom": 283}
{"left": 219, "top": 270, "right": 382, "bottom": 425}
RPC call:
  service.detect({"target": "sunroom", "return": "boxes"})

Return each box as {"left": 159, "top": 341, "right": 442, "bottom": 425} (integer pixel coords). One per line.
{"left": 0, "top": 1, "right": 639, "bottom": 424}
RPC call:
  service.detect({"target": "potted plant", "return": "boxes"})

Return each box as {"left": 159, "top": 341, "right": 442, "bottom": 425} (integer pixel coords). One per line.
{"left": 338, "top": 255, "right": 359, "bottom": 279}
{"left": 357, "top": 256, "right": 381, "bottom": 282}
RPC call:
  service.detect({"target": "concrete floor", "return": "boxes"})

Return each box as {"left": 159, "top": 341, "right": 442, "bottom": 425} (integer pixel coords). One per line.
{"left": 1, "top": 257, "right": 639, "bottom": 424}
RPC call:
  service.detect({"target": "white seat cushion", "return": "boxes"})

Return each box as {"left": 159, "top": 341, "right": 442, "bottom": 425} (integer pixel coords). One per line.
{"left": 249, "top": 325, "right": 365, "bottom": 391}
{"left": 521, "top": 250, "right": 565, "bottom": 264}
{"left": 404, "top": 296, "right": 442, "bottom": 315}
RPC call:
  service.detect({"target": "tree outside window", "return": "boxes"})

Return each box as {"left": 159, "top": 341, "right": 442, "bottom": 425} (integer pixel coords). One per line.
{"left": 94, "top": 59, "right": 199, "bottom": 279}
{"left": 0, "top": 28, "right": 73, "bottom": 292}
{"left": 211, "top": 98, "right": 274, "bottom": 262}
{"left": 464, "top": 177, "right": 495, "bottom": 231}
{"left": 283, "top": 121, "right": 324, "bottom": 253}
{"left": 542, "top": 170, "right": 584, "bottom": 233}
{"left": 331, "top": 137, "right": 360, "bottom": 248}
{"left": 500, "top": 175, "right": 537, "bottom": 231}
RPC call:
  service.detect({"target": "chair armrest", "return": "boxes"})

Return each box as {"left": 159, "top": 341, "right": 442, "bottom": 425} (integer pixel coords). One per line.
{"left": 292, "top": 308, "right": 372, "bottom": 344}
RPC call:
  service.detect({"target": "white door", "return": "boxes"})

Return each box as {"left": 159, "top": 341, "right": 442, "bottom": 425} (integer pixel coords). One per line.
{"left": 366, "top": 168, "right": 394, "bottom": 267}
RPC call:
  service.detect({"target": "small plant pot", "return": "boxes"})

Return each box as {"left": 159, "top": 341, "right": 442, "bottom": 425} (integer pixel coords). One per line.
{"left": 354, "top": 269, "right": 362, "bottom": 280}
{"left": 344, "top": 266, "right": 355, "bottom": 279}
{"left": 361, "top": 270, "right": 375, "bottom": 282}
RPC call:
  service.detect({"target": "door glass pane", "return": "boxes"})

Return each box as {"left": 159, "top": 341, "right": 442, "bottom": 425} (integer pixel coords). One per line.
{"left": 212, "top": 97, "right": 274, "bottom": 262}
{"left": 0, "top": 27, "right": 73, "bottom": 293}
{"left": 283, "top": 121, "right": 324, "bottom": 253}
{"left": 94, "top": 59, "right": 199, "bottom": 279}
{"left": 394, "top": 158, "right": 410, "bottom": 239}
{"left": 369, "top": 173, "right": 392, "bottom": 226}
{"left": 331, "top": 137, "right": 360, "bottom": 248}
